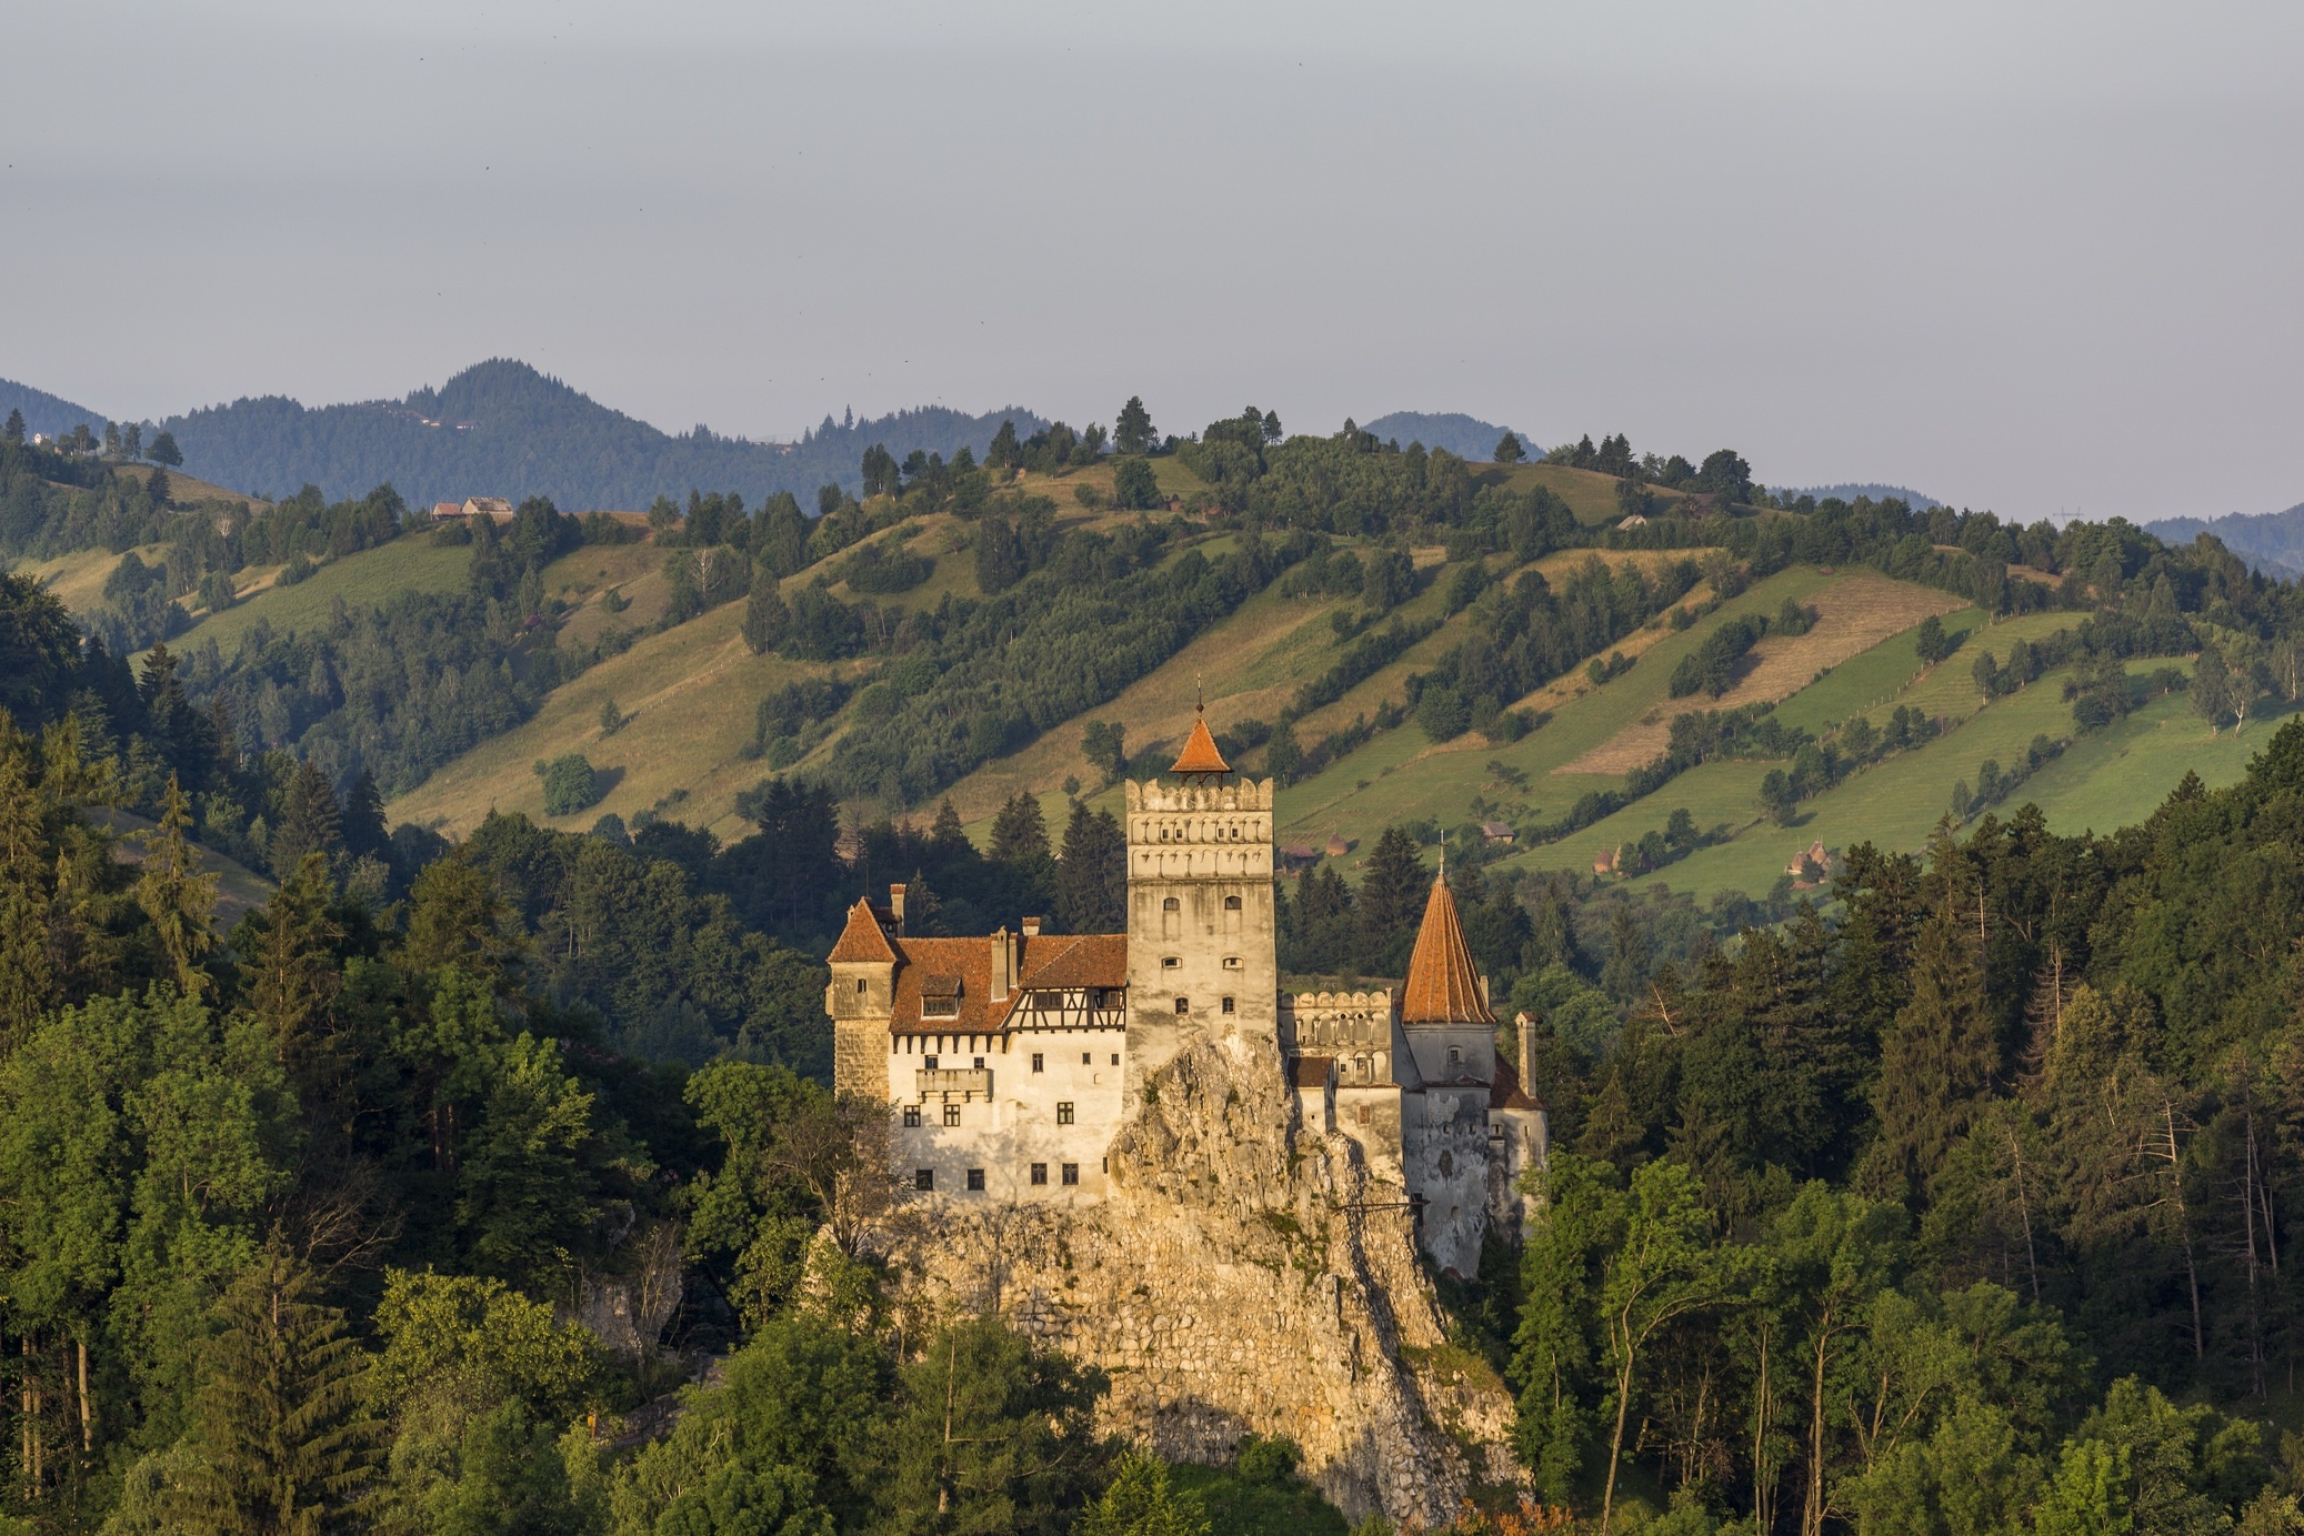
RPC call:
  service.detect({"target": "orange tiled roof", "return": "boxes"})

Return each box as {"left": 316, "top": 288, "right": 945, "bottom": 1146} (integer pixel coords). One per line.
{"left": 1169, "top": 713, "right": 1231, "bottom": 775}
{"left": 828, "top": 899, "right": 899, "bottom": 963}
{"left": 1017, "top": 933, "right": 1128, "bottom": 990}
{"left": 1489, "top": 1056, "right": 1542, "bottom": 1111}
{"left": 1400, "top": 872, "right": 1495, "bottom": 1026}
{"left": 1293, "top": 1055, "right": 1335, "bottom": 1089}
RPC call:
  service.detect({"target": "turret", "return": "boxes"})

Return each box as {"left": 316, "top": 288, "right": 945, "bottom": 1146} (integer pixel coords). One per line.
{"left": 1397, "top": 865, "right": 1496, "bottom": 1085}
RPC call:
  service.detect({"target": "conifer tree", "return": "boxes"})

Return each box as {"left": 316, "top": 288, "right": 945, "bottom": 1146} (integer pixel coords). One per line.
{"left": 1114, "top": 396, "right": 1156, "bottom": 456}
{"left": 1076, "top": 1452, "right": 1211, "bottom": 1536}
{"left": 989, "top": 791, "right": 1049, "bottom": 867}
{"left": 1355, "top": 825, "right": 1427, "bottom": 963}
{"left": 743, "top": 573, "right": 790, "bottom": 655}
{"left": 1055, "top": 801, "right": 1125, "bottom": 934}
{"left": 242, "top": 852, "right": 344, "bottom": 1088}
{"left": 1863, "top": 885, "right": 1997, "bottom": 1207}
{"left": 134, "top": 774, "right": 217, "bottom": 995}
{"left": 179, "top": 1244, "right": 380, "bottom": 1536}
{"left": 0, "top": 731, "right": 54, "bottom": 1044}
{"left": 338, "top": 770, "right": 387, "bottom": 860}
{"left": 272, "top": 761, "right": 342, "bottom": 876}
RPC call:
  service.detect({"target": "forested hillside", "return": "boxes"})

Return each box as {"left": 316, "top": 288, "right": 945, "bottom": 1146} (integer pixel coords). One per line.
{"left": 17, "top": 395, "right": 2304, "bottom": 1531}
{"left": 154, "top": 359, "right": 1048, "bottom": 511}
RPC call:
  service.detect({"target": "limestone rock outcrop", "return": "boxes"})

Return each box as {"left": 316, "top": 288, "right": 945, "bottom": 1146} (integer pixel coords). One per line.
{"left": 881, "top": 1031, "right": 1521, "bottom": 1526}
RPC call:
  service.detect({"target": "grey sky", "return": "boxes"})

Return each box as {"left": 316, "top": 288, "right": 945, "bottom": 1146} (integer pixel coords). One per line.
{"left": 4, "top": 0, "right": 2299, "bottom": 522}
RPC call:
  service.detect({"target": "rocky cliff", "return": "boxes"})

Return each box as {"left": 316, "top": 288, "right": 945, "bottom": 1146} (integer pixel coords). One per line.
{"left": 879, "top": 1031, "right": 1521, "bottom": 1526}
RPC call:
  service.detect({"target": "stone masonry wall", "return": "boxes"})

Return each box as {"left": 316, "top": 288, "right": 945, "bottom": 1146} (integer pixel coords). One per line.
{"left": 879, "top": 1029, "right": 1522, "bottom": 1527}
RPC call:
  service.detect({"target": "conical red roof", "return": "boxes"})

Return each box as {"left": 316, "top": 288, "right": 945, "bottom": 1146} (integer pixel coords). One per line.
{"left": 827, "top": 897, "right": 898, "bottom": 963}
{"left": 1401, "top": 871, "right": 1494, "bottom": 1025}
{"left": 1169, "top": 712, "right": 1231, "bottom": 776}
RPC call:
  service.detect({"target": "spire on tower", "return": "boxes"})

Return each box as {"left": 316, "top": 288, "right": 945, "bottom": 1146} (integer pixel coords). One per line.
{"left": 1400, "top": 868, "right": 1494, "bottom": 1026}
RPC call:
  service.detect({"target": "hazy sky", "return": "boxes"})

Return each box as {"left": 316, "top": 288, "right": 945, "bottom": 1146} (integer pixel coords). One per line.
{"left": 5, "top": 1, "right": 2300, "bottom": 522}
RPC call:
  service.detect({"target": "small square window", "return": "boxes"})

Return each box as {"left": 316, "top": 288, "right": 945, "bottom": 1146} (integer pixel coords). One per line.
{"left": 855, "top": 978, "right": 867, "bottom": 993}
{"left": 1448, "top": 1046, "right": 1462, "bottom": 1066}
{"left": 1032, "top": 1053, "right": 1044, "bottom": 1072}
{"left": 1031, "top": 1162, "right": 1048, "bottom": 1186}
{"left": 1357, "top": 1106, "right": 1371, "bottom": 1126}
{"left": 1110, "top": 1053, "right": 1119, "bottom": 1066}
{"left": 1162, "top": 896, "right": 1180, "bottom": 912}
{"left": 1161, "top": 956, "right": 1181, "bottom": 970}
{"left": 966, "top": 1168, "right": 985, "bottom": 1191}
{"left": 902, "top": 1105, "right": 921, "bottom": 1128}
{"left": 1061, "top": 1163, "right": 1080, "bottom": 1186}
{"left": 924, "top": 1056, "right": 939, "bottom": 1071}
{"left": 1082, "top": 1051, "right": 1092, "bottom": 1065}
{"left": 1224, "top": 895, "right": 1241, "bottom": 910}
{"left": 915, "top": 1168, "right": 934, "bottom": 1191}
{"left": 1057, "top": 1101, "right": 1075, "bottom": 1125}
{"left": 1223, "top": 956, "right": 1241, "bottom": 969}
{"left": 1221, "top": 996, "right": 1235, "bottom": 1014}
{"left": 1173, "top": 997, "right": 1189, "bottom": 1014}
{"left": 944, "top": 1103, "right": 962, "bottom": 1127}
{"left": 973, "top": 1056, "right": 985, "bottom": 1068}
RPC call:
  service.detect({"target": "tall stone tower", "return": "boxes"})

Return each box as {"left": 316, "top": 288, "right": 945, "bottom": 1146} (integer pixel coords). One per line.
{"left": 1123, "top": 707, "right": 1278, "bottom": 1093}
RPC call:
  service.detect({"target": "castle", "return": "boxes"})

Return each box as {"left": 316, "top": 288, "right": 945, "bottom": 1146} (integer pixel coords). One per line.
{"left": 827, "top": 709, "right": 1547, "bottom": 1275}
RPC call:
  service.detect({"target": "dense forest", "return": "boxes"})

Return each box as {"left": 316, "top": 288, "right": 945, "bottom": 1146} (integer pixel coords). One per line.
{"left": 17, "top": 396, "right": 2304, "bottom": 1531}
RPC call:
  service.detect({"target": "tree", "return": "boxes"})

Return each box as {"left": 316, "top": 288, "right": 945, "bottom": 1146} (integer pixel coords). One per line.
{"left": 1494, "top": 430, "right": 1526, "bottom": 464}
{"left": 878, "top": 1316, "right": 1106, "bottom": 1534}
{"left": 537, "top": 753, "right": 600, "bottom": 817}
{"left": 1056, "top": 801, "right": 1125, "bottom": 934}
{"left": 272, "top": 760, "right": 343, "bottom": 874}
{"left": 178, "top": 1244, "right": 382, "bottom": 1536}
{"left": 2192, "top": 644, "right": 2232, "bottom": 732}
{"left": 1512, "top": 1154, "right": 1622, "bottom": 1503}
{"left": 1863, "top": 866, "right": 1997, "bottom": 1207}
{"left": 1596, "top": 1160, "right": 1736, "bottom": 1532}
{"left": 398, "top": 859, "right": 523, "bottom": 987}
{"left": 240, "top": 852, "right": 344, "bottom": 1090}
{"left": 135, "top": 774, "right": 218, "bottom": 994}
{"left": 4, "top": 408, "right": 23, "bottom": 443}
{"left": 1111, "top": 457, "right": 1161, "bottom": 511}
{"left": 1114, "top": 396, "right": 1156, "bottom": 456}
{"left": 1915, "top": 615, "right": 1953, "bottom": 666}
{"left": 1355, "top": 825, "right": 1427, "bottom": 965}
{"left": 147, "top": 429, "right": 183, "bottom": 466}
{"left": 1698, "top": 449, "right": 1754, "bottom": 505}
{"left": 744, "top": 571, "right": 791, "bottom": 654}
{"left": 370, "top": 1269, "right": 597, "bottom": 1421}
{"left": 1077, "top": 1453, "right": 1211, "bottom": 1536}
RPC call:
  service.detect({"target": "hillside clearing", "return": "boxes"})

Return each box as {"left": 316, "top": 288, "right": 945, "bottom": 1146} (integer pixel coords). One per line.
{"left": 1556, "top": 573, "right": 1965, "bottom": 776}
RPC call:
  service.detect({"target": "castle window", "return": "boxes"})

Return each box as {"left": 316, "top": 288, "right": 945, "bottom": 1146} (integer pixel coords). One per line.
{"left": 924, "top": 1056, "right": 938, "bottom": 1070}
{"left": 1062, "top": 1163, "right": 1080, "bottom": 1186}
{"left": 1223, "top": 956, "right": 1240, "bottom": 970}
{"left": 944, "top": 1103, "right": 962, "bottom": 1128}
{"left": 1224, "top": 895, "right": 1241, "bottom": 911}
{"left": 1162, "top": 896, "right": 1179, "bottom": 912}
{"left": 1031, "top": 1162, "right": 1048, "bottom": 1186}
{"left": 1032, "top": 1053, "right": 1044, "bottom": 1073}
{"left": 1111, "top": 1053, "right": 1119, "bottom": 1066}
{"left": 902, "top": 1105, "right": 921, "bottom": 1128}
{"left": 1057, "top": 1102, "right": 1075, "bottom": 1125}
{"left": 1222, "top": 997, "right": 1235, "bottom": 1014}
{"left": 1357, "top": 1106, "right": 1371, "bottom": 1126}
{"left": 1161, "top": 956, "right": 1181, "bottom": 970}
{"left": 855, "top": 978, "right": 867, "bottom": 994}
{"left": 915, "top": 1168, "right": 934, "bottom": 1191}
{"left": 966, "top": 1168, "right": 985, "bottom": 1191}
{"left": 1439, "top": 1151, "right": 1454, "bottom": 1176}
{"left": 1082, "top": 1052, "right": 1092, "bottom": 1065}
{"left": 973, "top": 1056, "right": 985, "bottom": 1069}
{"left": 1173, "top": 997, "right": 1189, "bottom": 1014}
{"left": 1448, "top": 1046, "right": 1462, "bottom": 1068}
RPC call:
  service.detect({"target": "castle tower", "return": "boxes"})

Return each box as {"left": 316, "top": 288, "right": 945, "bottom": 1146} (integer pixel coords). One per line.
{"left": 1397, "top": 865, "right": 1497, "bottom": 1083}
{"left": 827, "top": 894, "right": 900, "bottom": 1097}
{"left": 1123, "top": 707, "right": 1278, "bottom": 1092}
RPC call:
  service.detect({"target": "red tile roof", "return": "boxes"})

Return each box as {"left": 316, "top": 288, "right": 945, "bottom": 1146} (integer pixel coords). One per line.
{"left": 1489, "top": 1056, "right": 1542, "bottom": 1112}
{"left": 1293, "top": 1055, "right": 1335, "bottom": 1089}
{"left": 1170, "top": 712, "right": 1231, "bottom": 776}
{"left": 827, "top": 899, "right": 899, "bottom": 963}
{"left": 1016, "top": 933, "right": 1128, "bottom": 990}
{"left": 889, "top": 937, "right": 1006, "bottom": 1033}
{"left": 1401, "top": 872, "right": 1495, "bottom": 1026}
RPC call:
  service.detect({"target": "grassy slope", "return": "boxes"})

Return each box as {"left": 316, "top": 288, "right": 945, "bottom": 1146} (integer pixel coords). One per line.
{"left": 166, "top": 529, "right": 476, "bottom": 657}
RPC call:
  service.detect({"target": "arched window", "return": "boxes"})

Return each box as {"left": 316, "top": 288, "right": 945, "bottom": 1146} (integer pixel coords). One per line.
{"left": 1162, "top": 896, "right": 1180, "bottom": 912}
{"left": 1224, "top": 895, "right": 1242, "bottom": 911}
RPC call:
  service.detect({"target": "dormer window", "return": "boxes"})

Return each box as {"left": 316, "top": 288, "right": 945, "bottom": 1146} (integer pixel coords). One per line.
{"left": 921, "top": 975, "right": 962, "bottom": 1020}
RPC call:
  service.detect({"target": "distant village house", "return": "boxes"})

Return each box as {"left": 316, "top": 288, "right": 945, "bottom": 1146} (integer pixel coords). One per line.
{"left": 433, "top": 496, "right": 515, "bottom": 521}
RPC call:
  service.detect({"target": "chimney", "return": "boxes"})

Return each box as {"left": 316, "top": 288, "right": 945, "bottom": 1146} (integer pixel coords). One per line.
{"left": 991, "top": 927, "right": 1012, "bottom": 1002}
{"left": 1021, "top": 916, "right": 1042, "bottom": 937}
{"left": 889, "top": 883, "right": 907, "bottom": 934}
{"left": 1517, "top": 1010, "right": 1539, "bottom": 1096}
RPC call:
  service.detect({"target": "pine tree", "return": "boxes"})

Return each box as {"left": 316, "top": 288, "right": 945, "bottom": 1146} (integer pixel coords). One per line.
{"left": 3, "top": 408, "right": 23, "bottom": 443}
{"left": 1055, "top": 802, "right": 1125, "bottom": 934}
{"left": 989, "top": 791, "right": 1049, "bottom": 867}
{"left": 1600, "top": 906, "right": 1651, "bottom": 1002}
{"left": 179, "top": 1244, "right": 381, "bottom": 1535}
{"left": 1862, "top": 890, "right": 1998, "bottom": 1207}
{"left": 742, "top": 574, "right": 790, "bottom": 655}
{"left": 272, "top": 761, "right": 342, "bottom": 876}
{"left": 928, "top": 798, "right": 968, "bottom": 853}
{"left": 0, "top": 734, "right": 54, "bottom": 1044}
{"left": 1114, "top": 396, "right": 1156, "bottom": 456}
{"left": 338, "top": 770, "right": 386, "bottom": 860}
{"left": 1076, "top": 1452, "right": 1211, "bottom": 1536}
{"left": 1494, "top": 430, "right": 1526, "bottom": 464}
{"left": 134, "top": 774, "right": 217, "bottom": 995}
{"left": 242, "top": 852, "right": 344, "bottom": 1088}
{"left": 1355, "top": 825, "right": 1428, "bottom": 964}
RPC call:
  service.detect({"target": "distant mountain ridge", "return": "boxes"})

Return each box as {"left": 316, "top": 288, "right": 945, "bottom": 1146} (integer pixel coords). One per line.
{"left": 1357, "top": 411, "right": 1537, "bottom": 461}
{"left": 2148, "top": 503, "right": 2304, "bottom": 579}
{"left": 157, "top": 359, "right": 1048, "bottom": 510}
{"left": 0, "top": 378, "right": 111, "bottom": 440}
